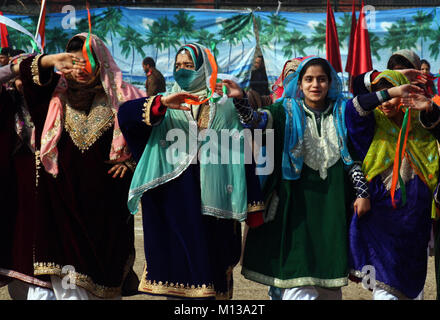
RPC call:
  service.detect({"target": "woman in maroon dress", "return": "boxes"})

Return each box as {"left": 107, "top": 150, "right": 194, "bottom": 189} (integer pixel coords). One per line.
{"left": 14, "top": 34, "right": 145, "bottom": 300}
{"left": 0, "top": 63, "right": 21, "bottom": 289}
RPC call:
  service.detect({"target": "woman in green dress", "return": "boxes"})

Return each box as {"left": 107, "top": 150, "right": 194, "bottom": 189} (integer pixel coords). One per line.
{"left": 232, "top": 57, "right": 370, "bottom": 300}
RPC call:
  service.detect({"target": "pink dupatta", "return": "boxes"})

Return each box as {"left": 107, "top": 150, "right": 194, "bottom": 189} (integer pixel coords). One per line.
{"left": 40, "top": 33, "right": 146, "bottom": 176}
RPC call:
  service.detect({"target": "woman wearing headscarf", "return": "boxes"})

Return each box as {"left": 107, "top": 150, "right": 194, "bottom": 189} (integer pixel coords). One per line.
{"left": 246, "top": 57, "right": 309, "bottom": 110}
{"left": 13, "top": 33, "right": 145, "bottom": 300}
{"left": 420, "top": 59, "right": 438, "bottom": 98}
{"left": 346, "top": 70, "right": 438, "bottom": 299}
{"left": 351, "top": 49, "right": 427, "bottom": 96}
{"left": 230, "top": 57, "right": 370, "bottom": 300}
{"left": 271, "top": 57, "right": 312, "bottom": 102}
{"left": 239, "top": 56, "right": 310, "bottom": 266}
{"left": 117, "top": 43, "right": 264, "bottom": 299}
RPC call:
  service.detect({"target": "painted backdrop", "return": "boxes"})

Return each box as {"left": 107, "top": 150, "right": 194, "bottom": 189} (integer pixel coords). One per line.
{"left": 4, "top": 6, "right": 440, "bottom": 92}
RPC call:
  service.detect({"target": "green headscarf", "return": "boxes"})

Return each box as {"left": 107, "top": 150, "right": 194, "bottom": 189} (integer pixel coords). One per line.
{"left": 128, "top": 43, "right": 250, "bottom": 221}
{"left": 363, "top": 70, "right": 439, "bottom": 217}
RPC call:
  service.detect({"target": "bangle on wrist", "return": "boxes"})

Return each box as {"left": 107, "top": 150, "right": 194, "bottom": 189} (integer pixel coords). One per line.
{"left": 380, "top": 89, "right": 391, "bottom": 101}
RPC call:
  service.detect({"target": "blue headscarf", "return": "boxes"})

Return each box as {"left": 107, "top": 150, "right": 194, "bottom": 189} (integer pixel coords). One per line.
{"left": 280, "top": 56, "right": 353, "bottom": 180}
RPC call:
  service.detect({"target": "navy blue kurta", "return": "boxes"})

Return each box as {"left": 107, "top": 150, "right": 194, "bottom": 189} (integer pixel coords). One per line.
{"left": 118, "top": 97, "right": 263, "bottom": 299}
{"left": 345, "top": 93, "right": 433, "bottom": 299}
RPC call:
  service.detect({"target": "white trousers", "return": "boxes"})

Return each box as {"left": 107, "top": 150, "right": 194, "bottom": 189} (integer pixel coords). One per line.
{"left": 271, "top": 286, "right": 342, "bottom": 300}
{"left": 27, "top": 275, "right": 122, "bottom": 300}
{"left": 372, "top": 287, "right": 424, "bottom": 300}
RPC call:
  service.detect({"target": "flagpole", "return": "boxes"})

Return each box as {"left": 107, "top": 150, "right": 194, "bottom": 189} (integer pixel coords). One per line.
{"left": 341, "top": 71, "right": 346, "bottom": 97}
{"left": 34, "top": 0, "right": 46, "bottom": 53}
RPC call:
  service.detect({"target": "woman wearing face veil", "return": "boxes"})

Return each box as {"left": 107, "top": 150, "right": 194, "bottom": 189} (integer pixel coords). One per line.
{"left": 118, "top": 43, "right": 264, "bottom": 299}
{"left": 14, "top": 33, "right": 145, "bottom": 300}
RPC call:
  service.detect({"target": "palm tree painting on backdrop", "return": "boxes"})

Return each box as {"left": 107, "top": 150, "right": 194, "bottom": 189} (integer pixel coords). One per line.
{"left": 6, "top": 6, "right": 439, "bottom": 91}
{"left": 255, "top": 7, "right": 440, "bottom": 90}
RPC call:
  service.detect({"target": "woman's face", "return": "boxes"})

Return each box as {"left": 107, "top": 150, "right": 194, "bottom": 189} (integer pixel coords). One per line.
{"left": 379, "top": 97, "right": 402, "bottom": 118}
{"left": 421, "top": 63, "right": 430, "bottom": 75}
{"left": 68, "top": 50, "right": 96, "bottom": 84}
{"left": 175, "top": 51, "right": 195, "bottom": 71}
{"left": 300, "top": 65, "right": 329, "bottom": 106}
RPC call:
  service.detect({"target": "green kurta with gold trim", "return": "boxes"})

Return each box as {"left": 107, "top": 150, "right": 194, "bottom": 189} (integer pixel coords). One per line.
{"left": 241, "top": 101, "right": 350, "bottom": 288}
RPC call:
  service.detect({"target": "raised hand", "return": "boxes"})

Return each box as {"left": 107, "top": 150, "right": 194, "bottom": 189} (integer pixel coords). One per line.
{"left": 222, "top": 79, "right": 244, "bottom": 99}
{"left": 41, "top": 53, "right": 86, "bottom": 74}
{"left": 214, "top": 81, "right": 224, "bottom": 96}
{"left": 398, "top": 69, "right": 428, "bottom": 85}
{"left": 402, "top": 93, "right": 434, "bottom": 111}
{"left": 388, "top": 84, "right": 424, "bottom": 99}
{"left": 160, "top": 92, "right": 200, "bottom": 111}
{"left": 55, "top": 53, "right": 86, "bottom": 74}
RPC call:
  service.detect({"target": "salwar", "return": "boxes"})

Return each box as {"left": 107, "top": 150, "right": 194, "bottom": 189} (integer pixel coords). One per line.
{"left": 373, "top": 287, "right": 423, "bottom": 300}
{"left": 269, "top": 286, "right": 342, "bottom": 300}
{"left": 27, "top": 284, "right": 56, "bottom": 300}
{"left": 27, "top": 276, "right": 122, "bottom": 300}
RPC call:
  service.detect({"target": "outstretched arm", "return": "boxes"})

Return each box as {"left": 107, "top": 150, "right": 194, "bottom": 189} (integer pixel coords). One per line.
{"left": 222, "top": 79, "right": 270, "bottom": 130}
{"left": 118, "top": 92, "right": 199, "bottom": 162}
{"left": 346, "top": 84, "right": 424, "bottom": 159}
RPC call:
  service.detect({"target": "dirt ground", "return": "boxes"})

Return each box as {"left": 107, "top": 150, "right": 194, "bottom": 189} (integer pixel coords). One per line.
{"left": 0, "top": 214, "right": 436, "bottom": 300}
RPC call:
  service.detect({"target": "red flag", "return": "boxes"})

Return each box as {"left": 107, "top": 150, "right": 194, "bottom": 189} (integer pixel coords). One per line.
{"left": 325, "top": 0, "right": 342, "bottom": 73}
{"left": 0, "top": 11, "right": 9, "bottom": 48}
{"left": 35, "top": 0, "right": 47, "bottom": 50}
{"left": 348, "top": 0, "right": 373, "bottom": 77}
{"left": 345, "top": 0, "right": 357, "bottom": 73}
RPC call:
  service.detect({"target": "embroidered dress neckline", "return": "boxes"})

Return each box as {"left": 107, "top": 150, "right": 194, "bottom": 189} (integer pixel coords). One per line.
{"left": 301, "top": 101, "right": 340, "bottom": 179}
{"left": 303, "top": 101, "right": 333, "bottom": 138}
{"left": 64, "top": 93, "right": 114, "bottom": 153}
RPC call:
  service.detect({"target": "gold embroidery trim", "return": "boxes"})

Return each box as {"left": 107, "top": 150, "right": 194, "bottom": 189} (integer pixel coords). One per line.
{"left": 139, "top": 263, "right": 216, "bottom": 298}
{"left": 197, "top": 102, "right": 210, "bottom": 130}
{"left": 241, "top": 267, "right": 348, "bottom": 288}
{"left": 35, "top": 150, "right": 41, "bottom": 187}
{"left": 349, "top": 269, "right": 411, "bottom": 300}
{"left": 41, "top": 118, "right": 61, "bottom": 146}
{"left": 138, "top": 262, "right": 236, "bottom": 299}
{"left": 31, "top": 54, "right": 53, "bottom": 86}
{"left": 31, "top": 54, "right": 43, "bottom": 86}
{"left": 247, "top": 201, "right": 265, "bottom": 213}
{"left": 34, "top": 262, "right": 122, "bottom": 299}
{"left": 142, "top": 96, "right": 156, "bottom": 126}
{"left": 64, "top": 95, "right": 114, "bottom": 153}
